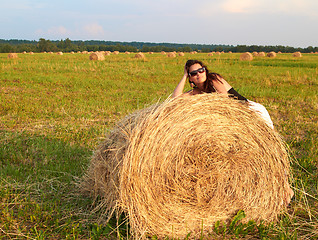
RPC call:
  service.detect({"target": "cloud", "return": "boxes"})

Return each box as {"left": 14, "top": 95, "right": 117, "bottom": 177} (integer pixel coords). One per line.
{"left": 47, "top": 26, "right": 70, "bottom": 35}
{"left": 82, "top": 23, "right": 105, "bottom": 37}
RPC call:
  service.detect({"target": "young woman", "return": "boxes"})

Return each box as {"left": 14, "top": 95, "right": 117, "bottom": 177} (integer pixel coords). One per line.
{"left": 172, "top": 59, "right": 294, "bottom": 206}
{"left": 172, "top": 59, "right": 274, "bottom": 128}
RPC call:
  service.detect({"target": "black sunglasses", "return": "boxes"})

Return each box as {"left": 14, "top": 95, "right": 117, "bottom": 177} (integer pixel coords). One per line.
{"left": 188, "top": 67, "right": 205, "bottom": 77}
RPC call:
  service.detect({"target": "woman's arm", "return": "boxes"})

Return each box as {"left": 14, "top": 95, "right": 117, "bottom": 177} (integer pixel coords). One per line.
{"left": 172, "top": 66, "right": 189, "bottom": 98}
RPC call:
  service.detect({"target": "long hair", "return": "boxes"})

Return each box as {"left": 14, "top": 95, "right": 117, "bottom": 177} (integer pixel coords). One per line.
{"left": 185, "top": 60, "right": 223, "bottom": 93}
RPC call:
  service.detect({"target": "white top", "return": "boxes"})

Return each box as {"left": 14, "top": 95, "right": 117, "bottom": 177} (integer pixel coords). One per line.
{"left": 247, "top": 100, "right": 274, "bottom": 129}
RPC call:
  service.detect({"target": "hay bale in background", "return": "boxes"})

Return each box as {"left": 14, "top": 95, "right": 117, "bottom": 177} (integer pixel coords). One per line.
{"left": 167, "top": 52, "right": 176, "bottom": 57}
{"left": 82, "top": 94, "right": 291, "bottom": 239}
{"left": 252, "top": 52, "right": 259, "bottom": 56}
{"left": 292, "top": 52, "right": 302, "bottom": 57}
{"left": 178, "top": 52, "right": 184, "bottom": 56}
{"left": 89, "top": 52, "right": 105, "bottom": 61}
{"left": 113, "top": 51, "right": 119, "bottom": 55}
{"left": 57, "top": 52, "right": 63, "bottom": 55}
{"left": 7, "top": 53, "right": 18, "bottom": 59}
{"left": 134, "top": 52, "right": 146, "bottom": 59}
{"left": 267, "top": 51, "right": 276, "bottom": 58}
{"left": 208, "top": 52, "right": 213, "bottom": 56}
{"left": 259, "top": 52, "right": 266, "bottom": 57}
{"left": 240, "top": 52, "right": 253, "bottom": 61}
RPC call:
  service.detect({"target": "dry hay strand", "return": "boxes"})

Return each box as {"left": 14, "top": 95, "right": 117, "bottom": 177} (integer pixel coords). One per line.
{"left": 57, "top": 52, "right": 63, "bottom": 55}
{"left": 240, "top": 52, "right": 253, "bottom": 61}
{"left": 178, "top": 52, "right": 185, "bottom": 56}
{"left": 82, "top": 94, "right": 292, "bottom": 239}
{"left": 7, "top": 53, "right": 18, "bottom": 59}
{"left": 167, "top": 52, "right": 176, "bottom": 57}
{"left": 292, "top": 51, "right": 302, "bottom": 57}
{"left": 89, "top": 52, "right": 105, "bottom": 61}
{"left": 134, "top": 52, "right": 146, "bottom": 59}
{"left": 267, "top": 51, "right": 276, "bottom": 58}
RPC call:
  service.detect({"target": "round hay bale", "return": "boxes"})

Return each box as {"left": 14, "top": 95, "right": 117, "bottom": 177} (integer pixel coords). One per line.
{"left": 57, "top": 52, "right": 63, "bottom": 55}
{"left": 178, "top": 52, "right": 184, "bottom": 56}
{"left": 148, "top": 52, "right": 154, "bottom": 54}
{"left": 113, "top": 51, "right": 119, "bottom": 55}
{"left": 134, "top": 52, "right": 146, "bottom": 59}
{"left": 125, "top": 51, "right": 130, "bottom": 54}
{"left": 22, "top": 51, "right": 27, "bottom": 54}
{"left": 82, "top": 94, "right": 292, "bottom": 239}
{"left": 267, "top": 51, "right": 276, "bottom": 58}
{"left": 252, "top": 51, "right": 259, "bottom": 56}
{"left": 29, "top": 52, "right": 34, "bottom": 55}
{"left": 292, "top": 51, "right": 302, "bottom": 57}
{"left": 161, "top": 51, "right": 166, "bottom": 55}
{"left": 89, "top": 52, "right": 105, "bottom": 61}
{"left": 258, "top": 51, "right": 265, "bottom": 57}
{"left": 207, "top": 52, "right": 213, "bottom": 56}
{"left": 240, "top": 52, "right": 253, "bottom": 61}
{"left": 228, "top": 51, "right": 232, "bottom": 53}
{"left": 7, "top": 53, "right": 18, "bottom": 59}
{"left": 167, "top": 52, "right": 176, "bottom": 58}
{"left": 215, "top": 51, "right": 221, "bottom": 55}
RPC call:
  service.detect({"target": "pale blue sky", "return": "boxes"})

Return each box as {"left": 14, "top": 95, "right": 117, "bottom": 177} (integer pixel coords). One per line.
{"left": 1, "top": 0, "right": 317, "bottom": 47}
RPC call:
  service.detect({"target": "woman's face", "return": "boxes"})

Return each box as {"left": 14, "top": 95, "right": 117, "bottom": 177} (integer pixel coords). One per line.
{"left": 188, "top": 63, "right": 207, "bottom": 86}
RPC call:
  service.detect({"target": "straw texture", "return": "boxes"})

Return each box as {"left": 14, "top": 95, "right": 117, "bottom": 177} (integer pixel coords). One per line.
{"left": 82, "top": 94, "right": 291, "bottom": 239}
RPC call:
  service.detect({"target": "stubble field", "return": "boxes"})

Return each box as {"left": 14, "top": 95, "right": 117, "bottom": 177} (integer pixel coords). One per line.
{"left": 0, "top": 52, "right": 317, "bottom": 239}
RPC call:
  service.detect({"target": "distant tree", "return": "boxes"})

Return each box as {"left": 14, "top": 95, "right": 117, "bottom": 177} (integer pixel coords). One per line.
{"left": 38, "top": 38, "right": 57, "bottom": 52}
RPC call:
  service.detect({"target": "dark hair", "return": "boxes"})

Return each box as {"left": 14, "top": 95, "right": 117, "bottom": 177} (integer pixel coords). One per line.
{"left": 185, "top": 59, "right": 223, "bottom": 93}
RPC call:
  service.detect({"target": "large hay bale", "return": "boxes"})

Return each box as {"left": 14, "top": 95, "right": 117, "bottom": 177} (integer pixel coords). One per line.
{"left": 7, "top": 53, "right": 18, "bottom": 59}
{"left": 240, "top": 52, "right": 253, "bottom": 61}
{"left": 82, "top": 94, "right": 291, "bottom": 239}
{"left": 292, "top": 51, "right": 302, "bottom": 57}
{"left": 267, "top": 51, "right": 276, "bottom": 58}
{"left": 178, "top": 52, "right": 184, "bottom": 56}
{"left": 89, "top": 52, "right": 105, "bottom": 61}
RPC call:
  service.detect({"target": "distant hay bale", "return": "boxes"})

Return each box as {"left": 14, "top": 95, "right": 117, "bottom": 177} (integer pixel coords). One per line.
{"left": 215, "top": 51, "right": 221, "bottom": 55}
{"left": 252, "top": 52, "right": 259, "bottom": 56}
{"left": 81, "top": 94, "right": 292, "bottom": 239}
{"left": 48, "top": 52, "right": 53, "bottom": 54}
{"left": 240, "top": 52, "right": 253, "bottom": 61}
{"left": 70, "top": 51, "right": 75, "bottom": 54}
{"left": 29, "top": 52, "right": 34, "bottom": 55}
{"left": 178, "top": 52, "right": 184, "bottom": 56}
{"left": 105, "top": 51, "right": 111, "bottom": 56}
{"left": 113, "top": 51, "right": 119, "bottom": 55}
{"left": 57, "top": 52, "right": 63, "bottom": 55}
{"left": 134, "top": 52, "right": 146, "bottom": 59}
{"left": 7, "top": 53, "right": 18, "bottom": 59}
{"left": 125, "top": 51, "right": 130, "bottom": 54}
{"left": 228, "top": 51, "right": 232, "bottom": 53}
{"left": 22, "top": 51, "right": 27, "bottom": 54}
{"left": 258, "top": 52, "right": 266, "bottom": 57}
{"left": 208, "top": 52, "right": 213, "bottom": 56}
{"left": 167, "top": 52, "right": 176, "bottom": 57}
{"left": 148, "top": 52, "right": 154, "bottom": 54}
{"left": 82, "top": 51, "right": 88, "bottom": 54}
{"left": 292, "top": 52, "right": 302, "bottom": 57}
{"left": 89, "top": 52, "right": 105, "bottom": 61}
{"left": 267, "top": 51, "right": 276, "bottom": 58}
{"left": 161, "top": 51, "right": 166, "bottom": 55}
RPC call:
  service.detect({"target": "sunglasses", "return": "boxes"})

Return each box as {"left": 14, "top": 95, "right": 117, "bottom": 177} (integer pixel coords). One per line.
{"left": 188, "top": 67, "right": 206, "bottom": 77}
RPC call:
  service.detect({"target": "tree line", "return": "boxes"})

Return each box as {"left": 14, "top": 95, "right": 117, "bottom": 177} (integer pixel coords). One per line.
{"left": 0, "top": 38, "right": 317, "bottom": 53}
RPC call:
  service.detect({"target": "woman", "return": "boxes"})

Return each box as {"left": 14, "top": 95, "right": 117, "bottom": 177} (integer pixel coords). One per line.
{"left": 172, "top": 59, "right": 294, "bottom": 206}
{"left": 172, "top": 59, "right": 274, "bottom": 128}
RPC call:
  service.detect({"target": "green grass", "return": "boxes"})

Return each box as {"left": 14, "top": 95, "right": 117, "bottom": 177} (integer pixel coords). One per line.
{"left": 1, "top": 52, "right": 318, "bottom": 239}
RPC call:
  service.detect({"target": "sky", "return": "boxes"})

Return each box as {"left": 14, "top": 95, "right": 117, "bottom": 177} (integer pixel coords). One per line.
{"left": 1, "top": 0, "right": 317, "bottom": 48}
